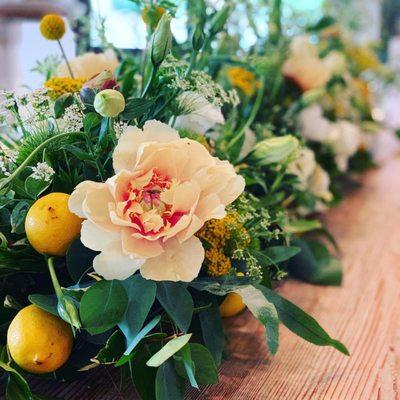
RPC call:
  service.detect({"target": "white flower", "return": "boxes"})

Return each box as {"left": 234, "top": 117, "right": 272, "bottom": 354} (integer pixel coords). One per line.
{"left": 174, "top": 92, "right": 225, "bottom": 135}
{"left": 57, "top": 49, "right": 119, "bottom": 79}
{"left": 297, "top": 105, "right": 333, "bottom": 142}
{"left": 310, "top": 165, "right": 332, "bottom": 202}
{"left": 329, "top": 121, "right": 362, "bottom": 172}
{"left": 69, "top": 120, "right": 244, "bottom": 282}
{"left": 31, "top": 162, "right": 55, "bottom": 182}
{"left": 239, "top": 128, "right": 257, "bottom": 159}
{"left": 287, "top": 147, "right": 317, "bottom": 191}
{"left": 113, "top": 121, "right": 129, "bottom": 139}
{"left": 60, "top": 103, "right": 84, "bottom": 133}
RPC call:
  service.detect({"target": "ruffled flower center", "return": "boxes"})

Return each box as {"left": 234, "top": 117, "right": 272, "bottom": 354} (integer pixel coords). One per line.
{"left": 119, "top": 168, "right": 186, "bottom": 236}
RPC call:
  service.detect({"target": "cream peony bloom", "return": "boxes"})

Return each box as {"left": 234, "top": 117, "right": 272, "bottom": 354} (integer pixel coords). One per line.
{"left": 57, "top": 49, "right": 119, "bottom": 79}
{"left": 283, "top": 35, "right": 331, "bottom": 92}
{"left": 69, "top": 120, "right": 244, "bottom": 282}
{"left": 297, "top": 104, "right": 333, "bottom": 142}
{"left": 174, "top": 92, "right": 225, "bottom": 135}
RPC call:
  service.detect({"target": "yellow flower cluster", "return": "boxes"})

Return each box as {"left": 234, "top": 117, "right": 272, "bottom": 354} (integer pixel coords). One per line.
{"left": 40, "top": 14, "right": 66, "bottom": 41}
{"left": 44, "top": 77, "right": 86, "bottom": 99}
{"left": 227, "top": 66, "right": 260, "bottom": 97}
{"left": 346, "top": 45, "right": 380, "bottom": 72}
{"left": 197, "top": 213, "right": 249, "bottom": 277}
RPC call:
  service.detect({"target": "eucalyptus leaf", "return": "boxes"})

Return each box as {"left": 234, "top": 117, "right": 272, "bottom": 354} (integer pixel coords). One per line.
{"left": 284, "top": 219, "right": 322, "bottom": 234}
{"left": 28, "top": 294, "right": 58, "bottom": 316}
{"left": 190, "top": 275, "right": 252, "bottom": 296}
{"left": 156, "top": 282, "right": 193, "bottom": 333}
{"left": 93, "top": 330, "right": 125, "bottom": 364}
{"left": 155, "top": 360, "right": 185, "bottom": 400}
{"left": 80, "top": 280, "right": 128, "bottom": 335}
{"left": 253, "top": 246, "right": 301, "bottom": 267}
{"left": 147, "top": 334, "right": 192, "bottom": 368}
{"left": 10, "top": 201, "right": 30, "bottom": 234}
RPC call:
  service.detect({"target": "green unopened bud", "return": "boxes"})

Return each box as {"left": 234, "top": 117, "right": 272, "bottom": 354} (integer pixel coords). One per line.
{"left": 301, "top": 88, "right": 325, "bottom": 106}
{"left": 209, "top": 5, "right": 232, "bottom": 37}
{"left": 248, "top": 135, "right": 299, "bottom": 166}
{"left": 192, "top": 24, "right": 205, "bottom": 51}
{"left": 94, "top": 89, "right": 125, "bottom": 117}
{"left": 58, "top": 295, "right": 81, "bottom": 330}
{"left": 151, "top": 13, "right": 172, "bottom": 67}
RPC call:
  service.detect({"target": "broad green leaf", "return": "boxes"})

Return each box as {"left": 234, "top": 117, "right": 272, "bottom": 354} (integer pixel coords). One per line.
{"left": 155, "top": 360, "right": 185, "bottom": 400}
{"left": 174, "top": 343, "right": 218, "bottom": 386}
{"left": 288, "top": 239, "right": 342, "bottom": 286}
{"left": 235, "top": 285, "right": 279, "bottom": 354}
{"left": 54, "top": 94, "right": 74, "bottom": 118}
{"left": 0, "top": 361, "right": 33, "bottom": 400}
{"left": 129, "top": 345, "right": 157, "bottom": 400}
{"left": 28, "top": 294, "right": 58, "bottom": 316}
{"left": 147, "top": 334, "right": 192, "bottom": 368}
{"left": 93, "top": 330, "right": 125, "bottom": 364}
{"left": 10, "top": 201, "right": 30, "bottom": 234}
{"left": 190, "top": 275, "right": 252, "bottom": 296}
{"left": 121, "top": 98, "right": 155, "bottom": 120}
{"left": 156, "top": 282, "right": 193, "bottom": 333}
{"left": 179, "top": 344, "right": 198, "bottom": 389}
{"left": 197, "top": 293, "right": 225, "bottom": 365}
{"left": 25, "top": 176, "right": 51, "bottom": 199}
{"left": 119, "top": 275, "right": 157, "bottom": 344}
{"left": 256, "top": 285, "right": 349, "bottom": 355}
{"left": 83, "top": 112, "right": 101, "bottom": 132}
{"left": 80, "top": 280, "right": 128, "bottom": 335}
{"left": 66, "top": 237, "right": 98, "bottom": 282}
{"left": 62, "top": 145, "right": 93, "bottom": 161}
{"left": 253, "top": 246, "right": 301, "bottom": 267}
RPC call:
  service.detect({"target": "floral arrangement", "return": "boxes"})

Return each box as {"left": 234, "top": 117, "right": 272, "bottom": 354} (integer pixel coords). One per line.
{"left": 0, "top": 2, "right": 388, "bottom": 399}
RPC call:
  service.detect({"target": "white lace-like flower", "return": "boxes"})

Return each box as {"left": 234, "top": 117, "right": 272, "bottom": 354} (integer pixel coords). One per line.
{"left": 113, "top": 121, "right": 129, "bottom": 138}
{"left": 61, "top": 104, "right": 84, "bottom": 133}
{"left": 31, "top": 162, "right": 55, "bottom": 181}
{"left": 174, "top": 92, "right": 225, "bottom": 134}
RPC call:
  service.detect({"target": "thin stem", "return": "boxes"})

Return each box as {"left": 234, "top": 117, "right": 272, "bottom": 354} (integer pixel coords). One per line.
{"left": 141, "top": 65, "right": 157, "bottom": 98}
{"left": 227, "top": 80, "right": 265, "bottom": 151}
{"left": 47, "top": 257, "right": 63, "bottom": 299}
{"left": 184, "top": 51, "right": 198, "bottom": 78}
{"left": 0, "top": 132, "right": 77, "bottom": 190}
{"left": 57, "top": 39, "right": 74, "bottom": 78}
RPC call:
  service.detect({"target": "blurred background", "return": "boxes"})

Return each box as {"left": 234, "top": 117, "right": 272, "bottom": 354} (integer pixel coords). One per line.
{"left": 0, "top": 0, "right": 399, "bottom": 90}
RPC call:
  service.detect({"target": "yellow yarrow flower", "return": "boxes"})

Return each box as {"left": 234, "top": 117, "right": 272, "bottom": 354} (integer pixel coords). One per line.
{"left": 40, "top": 14, "right": 66, "bottom": 41}
{"left": 44, "top": 77, "right": 86, "bottom": 99}
{"left": 227, "top": 66, "right": 260, "bottom": 97}
{"left": 346, "top": 45, "right": 380, "bottom": 72}
{"left": 197, "top": 212, "right": 249, "bottom": 277}
{"left": 141, "top": 5, "right": 166, "bottom": 30}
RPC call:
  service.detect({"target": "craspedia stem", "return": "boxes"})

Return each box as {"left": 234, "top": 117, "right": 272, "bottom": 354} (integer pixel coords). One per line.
{"left": 57, "top": 39, "right": 74, "bottom": 78}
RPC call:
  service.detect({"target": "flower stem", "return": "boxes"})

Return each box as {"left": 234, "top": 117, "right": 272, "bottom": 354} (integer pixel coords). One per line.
{"left": 141, "top": 65, "right": 157, "bottom": 98}
{"left": 57, "top": 39, "right": 74, "bottom": 78}
{"left": 47, "top": 257, "right": 63, "bottom": 299}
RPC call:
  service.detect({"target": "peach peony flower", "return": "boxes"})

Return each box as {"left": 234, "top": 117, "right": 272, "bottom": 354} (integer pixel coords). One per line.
{"left": 57, "top": 49, "right": 119, "bottom": 79}
{"left": 69, "top": 120, "right": 245, "bottom": 282}
{"left": 283, "top": 36, "right": 331, "bottom": 92}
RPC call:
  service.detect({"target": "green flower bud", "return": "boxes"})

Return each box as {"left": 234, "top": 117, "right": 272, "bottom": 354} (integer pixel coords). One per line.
{"left": 151, "top": 13, "right": 172, "bottom": 67}
{"left": 94, "top": 89, "right": 125, "bottom": 117}
{"left": 209, "top": 5, "right": 232, "bottom": 37}
{"left": 58, "top": 295, "right": 81, "bottom": 330}
{"left": 192, "top": 24, "right": 205, "bottom": 51}
{"left": 301, "top": 88, "right": 325, "bottom": 106}
{"left": 248, "top": 135, "right": 299, "bottom": 166}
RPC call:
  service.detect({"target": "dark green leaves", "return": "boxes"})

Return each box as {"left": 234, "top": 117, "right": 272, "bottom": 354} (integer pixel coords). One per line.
{"left": 155, "top": 360, "right": 185, "bottom": 400}
{"left": 288, "top": 239, "right": 342, "bottom": 286}
{"left": 66, "top": 237, "right": 98, "bottom": 282}
{"left": 25, "top": 176, "right": 52, "bottom": 199}
{"left": 256, "top": 284, "right": 349, "bottom": 355}
{"left": 83, "top": 112, "right": 102, "bottom": 132}
{"left": 10, "top": 201, "right": 30, "bottom": 234}
{"left": 80, "top": 280, "right": 128, "bottom": 335}
{"left": 28, "top": 294, "right": 58, "bottom": 316}
{"left": 121, "top": 98, "right": 155, "bottom": 120}
{"left": 191, "top": 275, "right": 252, "bottom": 296}
{"left": 54, "top": 94, "right": 74, "bottom": 118}
{"left": 156, "top": 282, "right": 193, "bottom": 332}
{"left": 92, "top": 330, "right": 125, "bottom": 364}
{"left": 235, "top": 285, "right": 279, "bottom": 354}
{"left": 253, "top": 246, "right": 301, "bottom": 267}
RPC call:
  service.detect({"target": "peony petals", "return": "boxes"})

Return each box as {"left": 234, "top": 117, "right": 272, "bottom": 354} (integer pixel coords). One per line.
{"left": 80, "top": 220, "right": 120, "bottom": 252}
{"left": 69, "top": 181, "right": 104, "bottom": 218}
{"left": 140, "top": 236, "right": 204, "bottom": 282}
{"left": 121, "top": 229, "right": 164, "bottom": 258}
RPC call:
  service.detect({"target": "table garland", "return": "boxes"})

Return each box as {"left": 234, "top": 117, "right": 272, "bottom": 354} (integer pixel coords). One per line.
{"left": 0, "top": 3, "right": 389, "bottom": 399}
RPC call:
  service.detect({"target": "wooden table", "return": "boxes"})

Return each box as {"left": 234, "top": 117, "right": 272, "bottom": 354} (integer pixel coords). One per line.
{"left": 29, "top": 155, "right": 400, "bottom": 399}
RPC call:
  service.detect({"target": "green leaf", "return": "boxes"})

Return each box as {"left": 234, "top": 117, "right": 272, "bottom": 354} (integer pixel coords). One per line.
{"left": 197, "top": 294, "right": 225, "bottom": 365}
{"left": 174, "top": 343, "right": 218, "bottom": 386}
{"left": 10, "top": 201, "right": 30, "bottom": 234}
{"left": 178, "top": 344, "right": 198, "bottom": 389}
{"left": 93, "top": 330, "right": 125, "bottom": 364}
{"left": 83, "top": 112, "right": 102, "bottom": 132}
{"left": 25, "top": 176, "right": 51, "bottom": 199}
{"left": 155, "top": 360, "right": 185, "bottom": 400}
{"left": 62, "top": 144, "right": 93, "bottom": 161}
{"left": 28, "top": 294, "right": 58, "bottom": 316}
{"left": 235, "top": 285, "right": 279, "bottom": 355}
{"left": 121, "top": 98, "right": 155, "bottom": 120}
{"left": 253, "top": 246, "right": 301, "bottom": 267}
{"left": 129, "top": 345, "right": 157, "bottom": 400}
{"left": 119, "top": 275, "right": 157, "bottom": 347}
{"left": 66, "top": 237, "right": 98, "bottom": 282}
{"left": 288, "top": 239, "right": 342, "bottom": 286}
{"left": 256, "top": 285, "right": 349, "bottom": 355}
{"left": 190, "top": 275, "right": 252, "bottom": 296}
{"left": 147, "top": 334, "right": 192, "bottom": 368}
{"left": 156, "top": 282, "right": 193, "bottom": 333}
{"left": 80, "top": 280, "right": 128, "bottom": 335}
{"left": 283, "top": 219, "right": 322, "bottom": 234}
{"left": 54, "top": 94, "right": 74, "bottom": 118}
{"left": 0, "top": 361, "right": 33, "bottom": 400}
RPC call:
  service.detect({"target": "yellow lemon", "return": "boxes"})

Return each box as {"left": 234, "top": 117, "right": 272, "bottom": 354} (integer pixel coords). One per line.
{"left": 25, "top": 193, "right": 82, "bottom": 256}
{"left": 219, "top": 272, "right": 246, "bottom": 318}
{"left": 7, "top": 305, "right": 73, "bottom": 374}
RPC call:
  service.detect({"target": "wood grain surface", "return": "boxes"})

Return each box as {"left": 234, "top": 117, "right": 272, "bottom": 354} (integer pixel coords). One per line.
{"left": 24, "top": 155, "right": 400, "bottom": 399}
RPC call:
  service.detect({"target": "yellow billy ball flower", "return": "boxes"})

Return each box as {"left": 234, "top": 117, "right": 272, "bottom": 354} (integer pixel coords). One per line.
{"left": 44, "top": 77, "right": 86, "bottom": 99}
{"left": 40, "top": 14, "right": 66, "bottom": 41}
